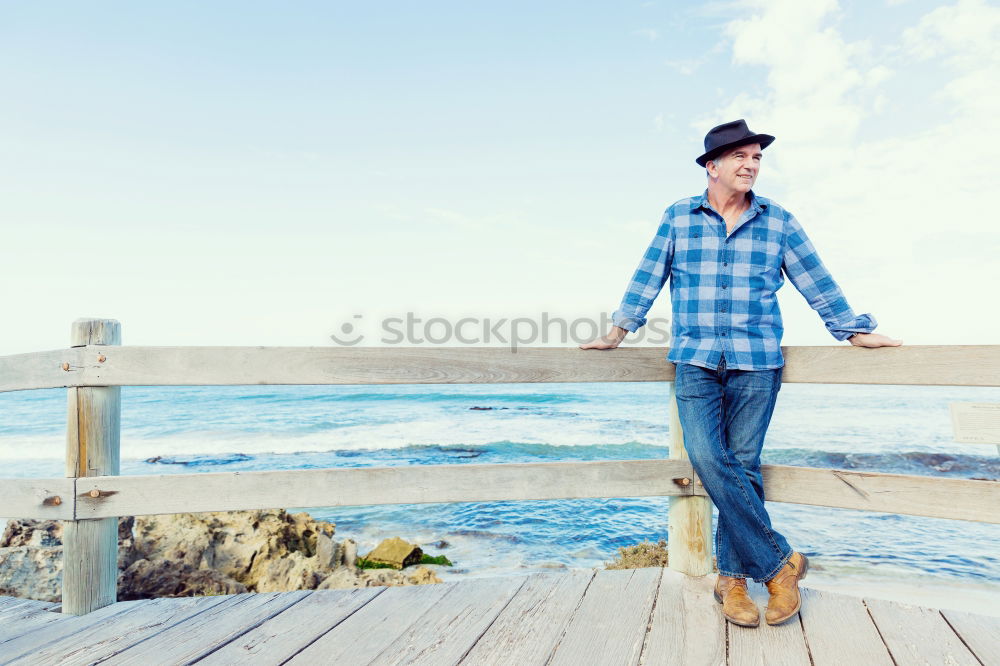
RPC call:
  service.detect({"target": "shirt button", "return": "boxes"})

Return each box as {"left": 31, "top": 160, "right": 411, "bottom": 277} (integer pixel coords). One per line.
{"left": 724, "top": 262, "right": 728, "bottom": 266}
{"left": 721, "top": 285, "right": 728, "bottom": 289}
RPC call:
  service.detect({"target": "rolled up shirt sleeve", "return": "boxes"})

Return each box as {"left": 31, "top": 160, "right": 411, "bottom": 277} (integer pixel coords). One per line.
{"left": 611, "top": 209, "right": 674, "bottom": 333}
{"left": 781, "top": 214, "right": 877, "bottom": 341}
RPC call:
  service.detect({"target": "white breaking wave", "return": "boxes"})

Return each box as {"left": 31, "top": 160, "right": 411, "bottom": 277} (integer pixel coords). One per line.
{"left": 0, "top": 414, "right": 670, "bottom": 460}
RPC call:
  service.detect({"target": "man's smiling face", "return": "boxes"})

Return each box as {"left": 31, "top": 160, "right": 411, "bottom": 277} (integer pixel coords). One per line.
{"left": 708, "top": 142, "right": 762, "bottom": 194}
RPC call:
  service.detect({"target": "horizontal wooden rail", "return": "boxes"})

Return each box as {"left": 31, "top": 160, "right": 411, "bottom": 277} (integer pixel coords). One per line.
{"left": 0, "top": 348, "right": 86, "bottom": 392}
{"left": 70, "top": 460, "right": 696, "bottom": 518}
{"left": 0, "top": 477, "right": 75, "bottom": 520}
{"left": 5, "top": 461, "right": 996, "bottom": 524}
{"left": 2, "top": 345, "right": 999, "bottom": 393}
{"left": 760, "top": 465, "right": 1000, "bottom": 523}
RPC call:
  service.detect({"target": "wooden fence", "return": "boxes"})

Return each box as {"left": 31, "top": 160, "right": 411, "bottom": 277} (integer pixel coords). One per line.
{"left": 1, "top": 318, "right": 998, "bottom": 615}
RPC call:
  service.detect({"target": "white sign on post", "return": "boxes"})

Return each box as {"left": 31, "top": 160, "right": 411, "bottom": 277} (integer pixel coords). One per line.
{"left": 949, "top": 403, "right": 1000, "bottom": 455}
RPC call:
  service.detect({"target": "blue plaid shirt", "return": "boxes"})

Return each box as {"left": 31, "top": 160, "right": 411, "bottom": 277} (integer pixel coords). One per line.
{"left": 611, "top": 190, "right": 877, "bottom": 370}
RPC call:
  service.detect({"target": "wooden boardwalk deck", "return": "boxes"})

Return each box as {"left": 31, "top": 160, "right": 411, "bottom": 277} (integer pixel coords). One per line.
{"left": 0, "top": 567, "right": 996, "bottom": 665}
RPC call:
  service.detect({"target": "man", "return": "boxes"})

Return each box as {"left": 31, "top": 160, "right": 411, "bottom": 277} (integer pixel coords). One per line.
{"left": 581, "top": 119, "right": 902, "bottom": 627}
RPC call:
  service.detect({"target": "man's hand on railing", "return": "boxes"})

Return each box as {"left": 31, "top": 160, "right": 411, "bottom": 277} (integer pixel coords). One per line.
{"left": 580, "top": 326, "right": 629, "bottom": 350}
{"left": 848, "top": 332, "right": 903, "bottom": 348}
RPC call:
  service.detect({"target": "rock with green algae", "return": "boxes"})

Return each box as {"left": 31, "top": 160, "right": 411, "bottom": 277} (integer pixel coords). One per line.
{"left": 363, "top": 536, "right": 423, "bottom": 569}
{"left": 0, "top": 510, "right": 444, "bottom": 602}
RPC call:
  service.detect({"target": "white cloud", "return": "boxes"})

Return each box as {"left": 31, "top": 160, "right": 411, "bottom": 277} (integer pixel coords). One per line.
{"left": 701, "top": 0, "right": 1000, "bottom": 344}
{"left": 633, "top": 28, "right": 659, "bottom": 41}
{"left": 902, "top": 0, "right": 1000, "bottom": 116}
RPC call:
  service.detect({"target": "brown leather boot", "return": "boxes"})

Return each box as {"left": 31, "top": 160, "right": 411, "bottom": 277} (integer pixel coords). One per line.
{"left": 764, "top": 551, "right": 809, "bottom": 625}
{"left": 714, "top": 574, "right": 760, "bottom": 627}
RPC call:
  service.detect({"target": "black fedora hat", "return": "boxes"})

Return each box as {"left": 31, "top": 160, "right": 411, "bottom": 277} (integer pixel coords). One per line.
{"left": 695, "top": 119, "right": 775, "bottom": 167}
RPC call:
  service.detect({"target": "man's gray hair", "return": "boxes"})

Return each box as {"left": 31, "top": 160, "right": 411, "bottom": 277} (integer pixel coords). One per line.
{"left": 705, "top": 155, "right": 723, "bottom": 177}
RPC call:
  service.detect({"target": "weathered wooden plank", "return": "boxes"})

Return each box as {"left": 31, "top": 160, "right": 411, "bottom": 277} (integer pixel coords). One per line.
{"left": 287, "top": 582, "right": 458, "bottom": 664}
{"left": 0, "top": 478, "right": 74, "bottom": 519}
{"left": 548, "top": 567, "right": 661, "bottom": 666}
{"left": 797, "top": 587, "right": 892, "bottom": 665}
{"left": 6, "top": 595, "right": 232, "bottom": 665}
{"left": 0, "top": 602, "right": 74, "bottom": 644}
{"left": 58, "top": 345, "right": 678, "bottom": 387}
{"left": 0, "top": 594, "right": 52, "bottom": 621}
{"left": 0, "top": 581, "right": 993, "bottom": 666}
{"left": 864, "top": 596, "right": 980, "bottom": 665}
{"left": 460, "top": 571, "right": 595, "bottom": 665}
{"left": 69, "top": 462, "right": 1000, "bottom": 525}
{"left": 103, "top": 591, "right": 311, "bottom": 665}
{"left": 761, "top": 465, "right": 1000, "bottom": 524}
{"left": 366, "top": 575, "right": 527, "bottom": 665}
{"left": 940, "top": 607, "right": 1000, "bottom": 665}
{"left": 73, "top": 459, "right": 695, "bottom": 519}
{"left": 728, "top": 583, "right": 811, "bottom": 666}
{"left": 0, "top": 348, "right": 84, "bottom": 393}
{"left": 779, "top": 345, "right": 1000, "bottom": 386}
{"left": 197, "top": 587, "right": 384, "bottom": 664}
{"left": 0, "top": 599, "right": 149, "bottom": 655}
{"left": 0, "top": 597, "right": 60, "bottom": 627}
{"left": 7, "top": 344, "right": 996, "bottom": 390}
{"left": 642, "top": 569, "right": 725, "bottom": 666}
{"left": 0, "top": 595, "right": 25, "bottom": 611}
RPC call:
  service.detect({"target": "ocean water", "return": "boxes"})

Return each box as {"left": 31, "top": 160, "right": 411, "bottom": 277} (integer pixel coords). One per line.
{"left": 2, "top": 382, "right": 999, "bottom": 615}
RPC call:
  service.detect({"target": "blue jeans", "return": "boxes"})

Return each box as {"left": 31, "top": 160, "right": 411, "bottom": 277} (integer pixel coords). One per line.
{"left": 673, "top": 358, "right": 794, "bottom": 583}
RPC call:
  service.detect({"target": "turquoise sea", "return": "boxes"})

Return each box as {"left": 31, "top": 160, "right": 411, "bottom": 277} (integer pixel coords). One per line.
{"left": 2, "top": 382, "right": 998, "bottom": 615}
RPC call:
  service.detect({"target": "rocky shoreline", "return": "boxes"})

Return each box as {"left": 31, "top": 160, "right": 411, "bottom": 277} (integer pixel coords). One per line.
{"left": 0, "top": 509, "right": 443, "bottom": 603}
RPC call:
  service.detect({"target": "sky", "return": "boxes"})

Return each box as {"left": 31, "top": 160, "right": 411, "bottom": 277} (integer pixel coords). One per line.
{"left": 1, "top": 0, "right": 998, "bottom": 355}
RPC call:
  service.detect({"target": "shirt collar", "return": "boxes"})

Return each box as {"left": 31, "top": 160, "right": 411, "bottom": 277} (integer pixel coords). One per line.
{"left": 692, "top": 189, "right": 768, "bottom": 214}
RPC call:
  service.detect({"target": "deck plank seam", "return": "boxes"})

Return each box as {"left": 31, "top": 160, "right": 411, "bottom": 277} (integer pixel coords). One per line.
{"left": 0, "top": 599, "right": 58, "bottom": 625}
{"left": 937, "top": 609, "right": 987, "bottom": 666}
{"left": 0, "top": 599, "right": 152, "bottom": 659}
{"left": 270, "top": 587, "right": 390, "bottom": 666}
{"left": 860, "top": 598, "right": 899, "bottom": 666}
{"left": 84, "top": 597, "right": 252, "bottom": 665}
{"left": 82, "top": 594, "right": 251, "bottom": 664}
{"left": 86, "top": 596, "right": 264, "bottom": 665}
{"left": 636, "top": 566, "right": 666, "bottom": 666}
{"left": 174, "top": 591, "right": 315, "bottom": 665}
{"left": 542, "top": 568, "right": 601, "bottom": 665}
{"left": 453, "top": 574, "right": 532, "bottom": 665}
{"left": 362, "top": 582, "right": 465, "bottom": 666}
{"left": 0, "top": 612, "right": 66, "bottom": 649}
{"left": 796, "top": 608, "right": 815, "bottom": 666}
{"left": 39, "top": 597, "right": 233, "bottom": 664}
{"left": 724, "top": 611, "right": 730, "bottom": 665}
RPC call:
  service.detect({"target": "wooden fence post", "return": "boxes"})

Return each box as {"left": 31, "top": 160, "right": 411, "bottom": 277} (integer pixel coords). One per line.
{"left": 667, "top": 381, "right": 713, "bottom": 576}
{"left": 62, "top": 318, "right": 121, "bottom": 615}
